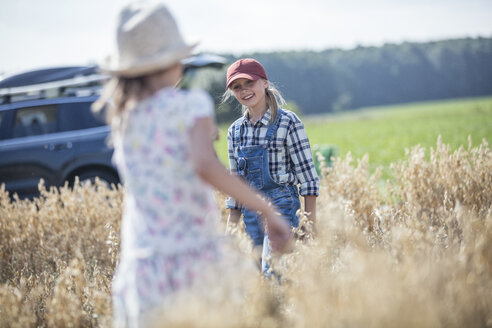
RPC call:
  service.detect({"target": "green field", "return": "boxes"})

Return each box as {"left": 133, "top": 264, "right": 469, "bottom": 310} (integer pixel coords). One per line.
{"left": 214, "top": 96, "right": 492, "bottom": 178}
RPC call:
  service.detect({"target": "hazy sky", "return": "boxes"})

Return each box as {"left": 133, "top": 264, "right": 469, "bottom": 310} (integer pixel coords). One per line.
{"left": 1, "top": 0, "right": 491, "bottom": 75}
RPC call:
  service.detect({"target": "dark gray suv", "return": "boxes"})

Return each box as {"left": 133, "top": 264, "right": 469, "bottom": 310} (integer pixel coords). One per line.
{"left": 0, "top": 54, "right": 226, "bottom": 198}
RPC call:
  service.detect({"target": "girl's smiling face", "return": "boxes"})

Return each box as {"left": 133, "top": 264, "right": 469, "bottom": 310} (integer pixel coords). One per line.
{"left": 229, "top": 78, "right": 269, "bottom": 112}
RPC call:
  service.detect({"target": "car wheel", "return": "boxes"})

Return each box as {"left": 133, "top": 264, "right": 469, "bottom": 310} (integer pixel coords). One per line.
{"left": 76, "top": 170, "right": 119, "bottom": 188}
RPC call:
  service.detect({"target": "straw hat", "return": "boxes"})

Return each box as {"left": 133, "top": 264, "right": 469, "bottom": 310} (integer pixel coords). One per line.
{"left": 102, "top": 1, "right": 197, "bottom": 77}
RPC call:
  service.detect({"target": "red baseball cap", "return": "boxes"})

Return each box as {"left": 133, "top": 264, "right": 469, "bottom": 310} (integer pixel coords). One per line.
{"left": 226, "top": 58, "right": 268, "bottom": 89}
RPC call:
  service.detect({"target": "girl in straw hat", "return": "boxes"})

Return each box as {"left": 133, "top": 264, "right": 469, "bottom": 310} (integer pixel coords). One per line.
{"left": 94, "top": 2, "right": 291, "bottom": 326}
{"left": 223, "top": 58, "right": 319, "bottom": 277}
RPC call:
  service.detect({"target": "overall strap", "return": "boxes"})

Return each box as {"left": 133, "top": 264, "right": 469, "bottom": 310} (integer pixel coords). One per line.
{"left": 233, "top": 118, "right": 244, "bottom": 157}
{"left": 264, "top": 108, "right": 284, "bottom": 146}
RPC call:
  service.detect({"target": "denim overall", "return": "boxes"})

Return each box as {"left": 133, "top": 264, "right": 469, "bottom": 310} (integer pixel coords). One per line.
{"left": 235, "top": 109, "right": 300, "bottom": 275}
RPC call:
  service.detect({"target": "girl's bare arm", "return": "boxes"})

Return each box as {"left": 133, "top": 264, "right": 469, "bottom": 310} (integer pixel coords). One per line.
{"left": 188, "top": 117, "right": 291, "bottom": 252}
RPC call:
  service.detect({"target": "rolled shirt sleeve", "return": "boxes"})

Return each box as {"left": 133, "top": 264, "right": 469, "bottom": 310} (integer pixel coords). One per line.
{"left": 286, "top": 115, "right": 320, "bottom": 197}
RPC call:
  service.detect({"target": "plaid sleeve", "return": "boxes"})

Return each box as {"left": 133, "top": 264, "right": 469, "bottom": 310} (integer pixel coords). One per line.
{"left": 285, "top": 114, "right": 320, "bottom": 196}
{"left": 225, "top": 124, "right": 241, "bottom": 210}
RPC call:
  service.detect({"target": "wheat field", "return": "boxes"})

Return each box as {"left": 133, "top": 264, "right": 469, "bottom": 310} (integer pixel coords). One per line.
{"left": 0, "top": 137, "right": 491, "bottom": 327}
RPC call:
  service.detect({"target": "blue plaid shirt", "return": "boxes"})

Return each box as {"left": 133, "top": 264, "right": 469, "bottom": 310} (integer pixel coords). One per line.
{"left": 226, "top": 108, "right": 320, "bottom": 210}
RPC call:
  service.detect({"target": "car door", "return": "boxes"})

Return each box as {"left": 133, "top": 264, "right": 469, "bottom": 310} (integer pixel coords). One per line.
{"left": 0, "top": 102, "right": 75, "bottom": 198}
{"left": 55, "top": 98, "right": 115, "bottom": 180}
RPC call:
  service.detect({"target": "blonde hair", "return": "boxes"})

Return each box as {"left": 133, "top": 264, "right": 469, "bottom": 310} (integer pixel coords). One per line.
{"left": 92, "top": 69, "right": 170, "bottom": 132}
{"left": 222, "top": 80, "right": 286, "bottom": 123}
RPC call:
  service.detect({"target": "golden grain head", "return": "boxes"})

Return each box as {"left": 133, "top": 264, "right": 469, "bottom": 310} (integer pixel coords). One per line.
{"left": 0, "top": 137, "right": 490, "bottom": 327}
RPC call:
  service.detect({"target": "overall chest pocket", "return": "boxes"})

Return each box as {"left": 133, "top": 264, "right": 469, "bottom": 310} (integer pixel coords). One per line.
{"left": 243, "top": 156, "right": 264, "bottom": 190}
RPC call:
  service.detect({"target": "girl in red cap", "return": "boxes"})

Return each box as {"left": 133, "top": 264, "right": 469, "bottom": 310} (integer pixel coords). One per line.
{"left": 224, "top": 58, "right": 320, "bottom": 276}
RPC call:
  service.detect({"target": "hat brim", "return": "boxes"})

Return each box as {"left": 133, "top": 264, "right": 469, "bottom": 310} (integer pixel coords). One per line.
{"left": 102, "top": 42, "right": 198, "bottom": 77}
{"left": 226, "top": 73, "right": 262, "bottom": 89}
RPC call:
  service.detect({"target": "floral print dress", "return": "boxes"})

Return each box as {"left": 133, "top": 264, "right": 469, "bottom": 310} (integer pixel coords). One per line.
{"left": 111, "top": 88, "right": 233, "bottom": 325}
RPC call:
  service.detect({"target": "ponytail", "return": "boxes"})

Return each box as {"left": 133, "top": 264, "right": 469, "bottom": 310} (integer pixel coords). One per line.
{"left": 92, "top": 70, "right": 167, "bottom": 133}
{"left": 264, "top": 83, "right": 285, "bottom": 123}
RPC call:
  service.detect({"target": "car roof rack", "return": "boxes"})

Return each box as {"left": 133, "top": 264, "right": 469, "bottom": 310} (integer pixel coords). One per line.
{"left": 0, "top": 54, "right": 227, "bottom": 105}
{"left": 0, "top": 66, "right": 108, "bottom": 105}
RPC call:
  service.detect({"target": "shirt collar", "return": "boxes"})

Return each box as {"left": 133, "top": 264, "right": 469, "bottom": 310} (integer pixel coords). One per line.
{"left": 242, "top": 108, "right": 272, "bottom": 126}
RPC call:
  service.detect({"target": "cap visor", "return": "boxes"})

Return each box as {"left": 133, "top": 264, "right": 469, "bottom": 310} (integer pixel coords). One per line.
{"left": 226, "top": 73, "right": 261, "bottom": 89}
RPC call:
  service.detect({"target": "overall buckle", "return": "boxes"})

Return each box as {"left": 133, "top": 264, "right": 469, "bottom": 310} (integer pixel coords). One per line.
{"left": 237, "top": 157, "right": 247, "bottom": 176}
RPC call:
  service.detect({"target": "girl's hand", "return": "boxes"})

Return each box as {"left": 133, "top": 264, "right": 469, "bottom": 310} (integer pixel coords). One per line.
{"left": 264, "top": 210, "right": 292, "bottom": 254}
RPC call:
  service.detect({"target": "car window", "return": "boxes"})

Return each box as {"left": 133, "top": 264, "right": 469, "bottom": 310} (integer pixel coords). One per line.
{"left": 12, "top": 105, "right": 57, "bottom": 138}
{"left": 57, "top": 101, "right": 106, "bottom": 132}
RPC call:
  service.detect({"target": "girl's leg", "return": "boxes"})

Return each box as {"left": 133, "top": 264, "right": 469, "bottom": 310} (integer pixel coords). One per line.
{"left": 242, "top": 209, "right": 265, "bottom": 246}
{"left": 262, "top": 185, "right": 301, "bottom": 278}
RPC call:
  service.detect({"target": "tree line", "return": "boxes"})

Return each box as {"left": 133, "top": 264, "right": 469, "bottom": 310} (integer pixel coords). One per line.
{"left": 186, "top": 37, "right": 492, "bottom": 123}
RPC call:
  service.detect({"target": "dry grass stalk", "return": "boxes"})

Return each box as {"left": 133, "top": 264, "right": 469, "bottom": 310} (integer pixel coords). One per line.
{"left": 0, "top": 137, "right": 490, "bottom": 327}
